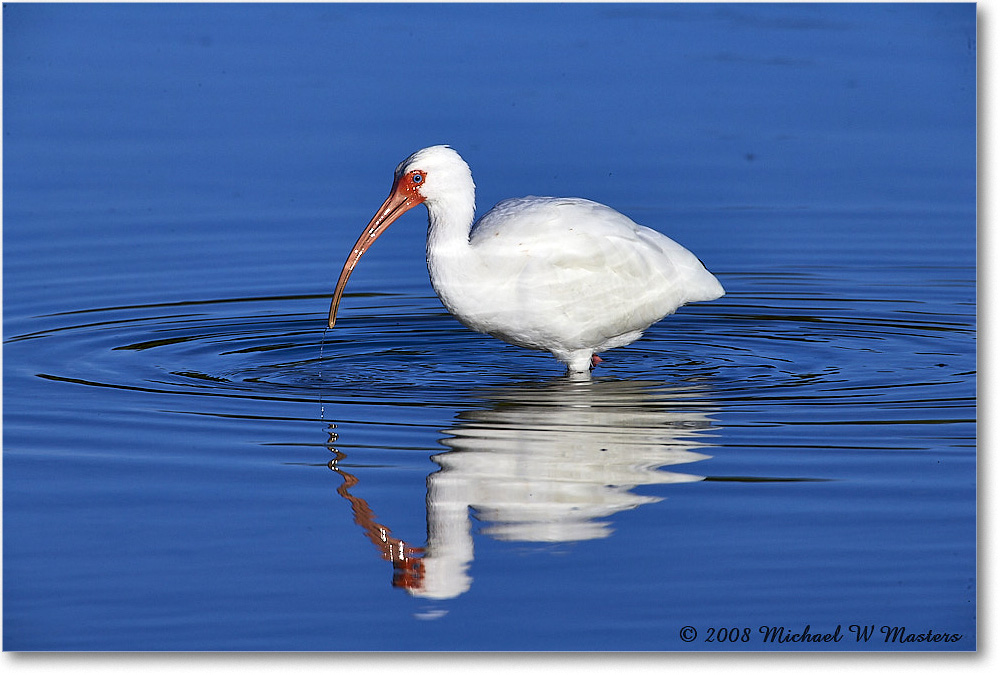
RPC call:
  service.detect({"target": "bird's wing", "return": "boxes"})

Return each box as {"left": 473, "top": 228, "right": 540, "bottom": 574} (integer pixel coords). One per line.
{"left": 469, "top": 198, "right": 722, "bottom": 348}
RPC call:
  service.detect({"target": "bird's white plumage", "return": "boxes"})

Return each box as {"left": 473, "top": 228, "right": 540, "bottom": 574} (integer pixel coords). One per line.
{"left": 336, "top": 146, "right": 724, "bottom": 374}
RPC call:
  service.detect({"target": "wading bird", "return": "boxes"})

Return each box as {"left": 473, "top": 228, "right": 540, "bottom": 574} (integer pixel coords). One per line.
{"left": 328, "top": 146, "right": 723, "bottom": 374}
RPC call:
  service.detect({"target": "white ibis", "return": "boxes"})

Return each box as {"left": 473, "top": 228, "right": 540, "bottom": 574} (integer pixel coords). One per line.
{"left": 328, "top": 146, "right": 724, "bottom": 374}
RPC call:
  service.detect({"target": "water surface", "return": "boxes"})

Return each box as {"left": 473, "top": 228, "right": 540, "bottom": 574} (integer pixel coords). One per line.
{"left": 3, "top": 3, "right": 976, "bottom": 651}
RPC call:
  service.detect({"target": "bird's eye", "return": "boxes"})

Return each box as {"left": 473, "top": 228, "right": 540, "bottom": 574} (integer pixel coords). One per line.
{"left": 412, "top": 173, "right": 423, "bottom": 184}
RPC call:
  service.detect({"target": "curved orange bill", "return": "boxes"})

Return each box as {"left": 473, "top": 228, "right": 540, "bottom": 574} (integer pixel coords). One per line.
{"left": 327, "top": 178, "right": 423, "bottom": 328}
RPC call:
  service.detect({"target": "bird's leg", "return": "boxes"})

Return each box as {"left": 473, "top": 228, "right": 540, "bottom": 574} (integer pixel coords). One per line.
{"left": 590, "top": 354, "right": 603, "bottom": 369}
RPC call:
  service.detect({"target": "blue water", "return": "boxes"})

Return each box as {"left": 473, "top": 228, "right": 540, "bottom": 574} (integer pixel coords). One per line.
{"left": 3, "top": 3, "right": 976, "bottom": 651}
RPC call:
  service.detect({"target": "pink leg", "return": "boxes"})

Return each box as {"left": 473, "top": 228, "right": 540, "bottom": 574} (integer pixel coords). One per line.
{"left": 590, "top": 354, "right": 603, "bottom": 368}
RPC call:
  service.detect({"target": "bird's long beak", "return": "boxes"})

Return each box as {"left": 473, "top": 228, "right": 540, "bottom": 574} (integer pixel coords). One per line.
{"left": 328, "top": 178, "right": 422, "bottom": 328}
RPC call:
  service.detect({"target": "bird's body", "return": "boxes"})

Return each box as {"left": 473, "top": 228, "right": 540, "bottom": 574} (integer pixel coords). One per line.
{"left": 328, "top": 146, "right": 723, "bottom": 374}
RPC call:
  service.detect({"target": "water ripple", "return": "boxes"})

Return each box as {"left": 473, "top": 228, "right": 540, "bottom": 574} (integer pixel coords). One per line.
{"left": 7, "top": 272, "right": 974, "bottom": 429}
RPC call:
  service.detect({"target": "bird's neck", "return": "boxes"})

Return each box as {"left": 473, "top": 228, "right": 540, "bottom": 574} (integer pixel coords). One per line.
{"left": 424, "top": 192, "right": 479, "bottom": 319}
{"left": 425, "top": 192, "right": 476, "bottom": 257}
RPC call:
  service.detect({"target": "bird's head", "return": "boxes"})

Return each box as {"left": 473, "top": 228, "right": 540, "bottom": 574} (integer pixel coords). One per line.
{"left": 327, "top": 145, "right": 474, "bottom": 329}
{"left": 392, "top": 145, "right": 474, "bottom": 206}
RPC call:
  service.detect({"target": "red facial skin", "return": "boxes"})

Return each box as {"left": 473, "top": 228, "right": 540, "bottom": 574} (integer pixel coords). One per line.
{"left": 327, "top": 170, "right": 427, "bottom": 328}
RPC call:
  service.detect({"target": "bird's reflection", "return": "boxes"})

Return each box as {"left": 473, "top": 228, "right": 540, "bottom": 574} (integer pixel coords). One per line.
{"left": 327, "top": 449, "right": 428, "bottom": 592}
{"left": 328, "top": 377, "right": 718, "bottom": 600}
